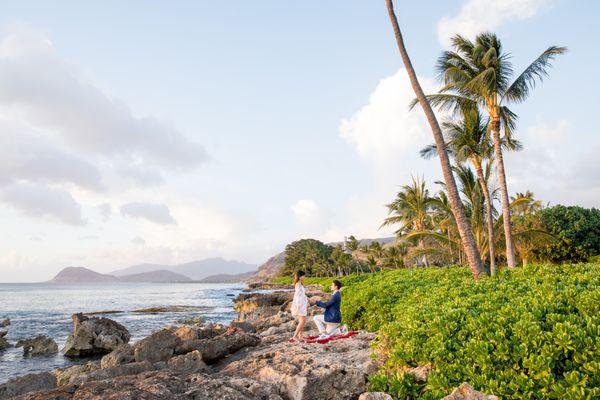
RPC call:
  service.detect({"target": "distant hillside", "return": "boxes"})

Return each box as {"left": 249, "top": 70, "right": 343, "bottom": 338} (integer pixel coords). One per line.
{"left": 246, "top": 237, "right": 395, "bottom": 283}
{"left": 50, "top": 267, "right": 191, "bottom": 283}
{"left": 50, "top": 267, "right": 118, "bottom": 283}
{"left": 110, "top": 257, "right": 257, "bottom": 281}
{"left": 118, "top": 270, "right": 191, "bottom": 283}
{"left": 199, "top": 271, "right": 254, "bottom": 283}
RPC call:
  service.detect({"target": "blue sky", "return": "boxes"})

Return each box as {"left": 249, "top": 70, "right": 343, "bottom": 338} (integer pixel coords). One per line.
{"left": 0, "top": 0, "right": 598, "bottom": 281}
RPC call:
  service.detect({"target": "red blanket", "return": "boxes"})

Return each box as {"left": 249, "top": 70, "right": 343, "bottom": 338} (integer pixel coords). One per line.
{"left": 301, "top": 331, "right": 359, "bottom": 344}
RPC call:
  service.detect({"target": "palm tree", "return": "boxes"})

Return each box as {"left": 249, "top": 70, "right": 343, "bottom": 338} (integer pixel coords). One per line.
{"left": 424, "top": 33, "right": 566, "bottom": 268}
{"left": 385, "top": 0, "right": 486, "bottom": 278}
{"left": 420, "top": 109, "right": 520, "bottom": 274}
{"left": 511, "top": 191, "right": 542, "bottom": 217}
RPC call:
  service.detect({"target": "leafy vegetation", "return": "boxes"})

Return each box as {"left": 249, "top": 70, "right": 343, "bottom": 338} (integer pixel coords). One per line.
{"left": 338, "top": 264, "right": 599, "bottom": 400}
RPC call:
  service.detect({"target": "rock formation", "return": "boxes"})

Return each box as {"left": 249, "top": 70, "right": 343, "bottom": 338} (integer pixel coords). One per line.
{"left": 63, "top": 313, "right": 131, "bottom": 357}
{"left": 442, "top": 382, "right": 500, "bottom": 400}
{"left": 16, "top": 335, "right": 59, "bottom": 356}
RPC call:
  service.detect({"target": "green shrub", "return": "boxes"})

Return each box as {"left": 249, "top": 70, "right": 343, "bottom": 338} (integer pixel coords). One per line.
{"left": 340, "top": 264, "right": 599, "bottom": 400}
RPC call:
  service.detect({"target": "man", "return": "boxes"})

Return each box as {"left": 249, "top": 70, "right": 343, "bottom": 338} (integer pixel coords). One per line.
{"left": 311, "top": 280, "right": 343, "bottom": 337}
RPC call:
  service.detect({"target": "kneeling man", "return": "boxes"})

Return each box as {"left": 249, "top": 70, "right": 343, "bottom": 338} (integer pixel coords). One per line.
{"left": 312, "top": 280, "right": 342, "bottom": 337}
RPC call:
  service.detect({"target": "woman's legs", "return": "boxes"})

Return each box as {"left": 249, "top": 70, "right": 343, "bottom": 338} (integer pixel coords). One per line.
{"left": 292, "top": 316, "right": 306, "bottom": 340}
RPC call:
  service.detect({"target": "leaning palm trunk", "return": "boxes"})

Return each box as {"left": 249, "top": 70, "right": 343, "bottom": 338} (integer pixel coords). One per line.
{"left": 491, "top": 118, "right": 517, "bottom": 268}
{"left": 473, "top": 160, "right": 496, "bottom": 274}
{"left": 385, "top": 0, "right": 485, "bottom": 279}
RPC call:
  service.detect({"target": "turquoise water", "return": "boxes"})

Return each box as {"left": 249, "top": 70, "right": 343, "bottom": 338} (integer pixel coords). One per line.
{"left": 0, "top": 282, "right": 244, "bottom": 383}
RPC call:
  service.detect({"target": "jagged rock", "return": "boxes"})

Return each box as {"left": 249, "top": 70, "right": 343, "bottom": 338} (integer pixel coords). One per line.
{"left": 54, "top": 362, "right": 100, "bottom": 386}
{"left": 0, "top": 372, "right": 56, "bottom": 400}
{"left": 403, "top": 364, "right": 432, "bottom": 383}
{"left": 100, "top": 344, "right": 134, "bottom": 368}
{"left": 176, "top": 330, "right": 260, "bottom": 363}
{"left": 133, "top": 329, "right": 182, "bottom": 363}
{"left": 219, "top": 332, "right": 377, "bottom": 400}
{"left": 173, "top": 325, "right": 199, "bottom": 341}
{"left": 0, "top": 331, "right": 8, "bottom": 351}
{"left": 167, "top": 350, "right": 207, "bottom": 374}
{"left": 63, "top": 313, "right": 130, "bottom": 357}
{"left": 229, "top": 321, "right": 256, "bottom": 333}
{"left": 442, "top": 383, "right": 500, "bottom": 400}
{"left": 0, "top": 318, "right": 9, "bottom": 328}
{"left": 67, "top": 361, "right": 155, "bottom": 385}
{"left": 359, "top": 393, "right": 393, "bottom": 400}
{"left": 24, "top": 371, "right": 283, "bottom": 400}
{"left": 16, "top": 335, "right": 58, "bottom": 356}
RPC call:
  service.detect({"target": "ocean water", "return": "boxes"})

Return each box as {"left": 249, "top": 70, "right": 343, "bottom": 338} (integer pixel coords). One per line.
{"left": 0, "top": 282, "right": 245, "bottom": 383}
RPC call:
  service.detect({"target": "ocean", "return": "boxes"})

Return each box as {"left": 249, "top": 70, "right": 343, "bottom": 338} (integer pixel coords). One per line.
{"left": 0, "top": 282, "right": 245, "bottom": 383}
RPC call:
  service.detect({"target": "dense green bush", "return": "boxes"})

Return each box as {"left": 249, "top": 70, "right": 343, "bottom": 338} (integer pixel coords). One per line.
{"left": 340, "top": 264, "right": 599, "bottom": 400}
{"left": 537, "top": 205, "right": 600, "bottom": 262}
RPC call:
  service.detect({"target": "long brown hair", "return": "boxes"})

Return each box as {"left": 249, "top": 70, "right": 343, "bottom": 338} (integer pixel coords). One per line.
{"left": 293, "top": 270, "right": 305, "bottom": 285}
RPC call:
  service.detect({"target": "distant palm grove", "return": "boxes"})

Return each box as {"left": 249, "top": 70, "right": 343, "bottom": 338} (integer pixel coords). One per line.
{"left": 281, "top": 22, "right": 600, "bottom": 279}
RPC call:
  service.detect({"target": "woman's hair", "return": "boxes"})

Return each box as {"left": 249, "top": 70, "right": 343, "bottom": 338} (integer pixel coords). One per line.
{"left": 293, "top": 270, "right": 306, "bottom": 285}
{"left": 332, "top": 280, "right": 343, "bottom": 290}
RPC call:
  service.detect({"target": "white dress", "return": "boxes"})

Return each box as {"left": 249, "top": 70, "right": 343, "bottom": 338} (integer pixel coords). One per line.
{"left": 291, "top": 282, "right": 308, "bottom": 317}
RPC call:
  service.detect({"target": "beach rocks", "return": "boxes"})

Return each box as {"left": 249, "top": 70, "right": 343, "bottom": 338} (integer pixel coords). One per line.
{"left": 16, "top": 335, "right": 58, "bottom": 356}
{"left": 443, "top": 383, "right": 499, "bottom": 400}
{"left": 359, "top": 393, "right": 393, "bottom": 400}
{"left": 167, "top": 350, "right": 206, "bottom": 374}
{"left": 133, "top": 329, "right": 181, "bottom": 363}
{"left": 219, "top": 332, "right": 377, "bottom": 400}
{"left": 100, "top": 344, "right": 134, "bottom": 368}
{"left": 63, "top": 313, "right": 130, "bottom": 358}
{"left": 0, "top": 331, "right": 9, "bottom": 351}
{"left": 0, "top": 319, "right": 9, "bottom": 328}
{"left": 0, "top": 372, "right": 56, "bottom": 400}
{"left": 67, "top": 361, "right": 156, "bottom": 386}
{"left": 54, "top": 362, "right": 100, "bottom": 386}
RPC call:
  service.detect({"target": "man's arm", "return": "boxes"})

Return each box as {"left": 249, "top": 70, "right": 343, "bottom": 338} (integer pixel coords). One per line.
{"left": 316, "top": 291, "right": 340, "bottom": 308}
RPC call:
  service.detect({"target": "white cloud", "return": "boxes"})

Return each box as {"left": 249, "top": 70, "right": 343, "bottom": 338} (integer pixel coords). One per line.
{"left": 131, "top": 236, "right": 146, "bottom": 245}
{"left": 120, "top": 202, "right": 177, "bottom": 225}
{"left": 0, "top": 182, "right": 86, "bottom": 225}
{"left": 437, "top": 0, "right": 549, "bottom": 47}
{"left": 291, "top": 199, "right": 322, "bottom": 225}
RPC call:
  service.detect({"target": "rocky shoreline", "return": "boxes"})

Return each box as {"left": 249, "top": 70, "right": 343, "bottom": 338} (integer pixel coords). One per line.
{"left": 0, "top": 285, "right": 496, "bottom": 400}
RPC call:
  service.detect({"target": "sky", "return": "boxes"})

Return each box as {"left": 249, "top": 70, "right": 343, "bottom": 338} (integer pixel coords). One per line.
{"left": 0, "top": 0, "right": 598, "bottom": 282}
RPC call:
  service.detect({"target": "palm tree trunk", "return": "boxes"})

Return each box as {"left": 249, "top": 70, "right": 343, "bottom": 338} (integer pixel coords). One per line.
{"left": 386, "top": 0, "right": 485, "bottom": 279}
{"left": 491, "top": 117, "right": 517, "bottom": 268}
{"left": 474, "top": 159, "right": 497, "bottom": 275}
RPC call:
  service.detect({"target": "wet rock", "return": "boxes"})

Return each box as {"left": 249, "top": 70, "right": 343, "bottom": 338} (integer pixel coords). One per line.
{"left": 167, "top": 350, "right": 207, "bottom": 374}
{"left": 133, "top": 329, "right": 182, "bottom": 363}
{"left": 0, "top": 318, "right": 9, "bottom": 328}
{"left": 219, "top": 332, "right": 377, "bottom": 400}
{"left": 0, "top": 331, "right": 8, "bottom": 351}
{"left": 63, "top": 313, "right": 130, "bottom": 358}
{"left": 100, "top": 344, "right": 134, "bottom": 368}
{"left": 54, "top": 361, "right": 100, "bottom": 386}
{"left": 359, "top": 393, "right": 393, "bottom": 400}
{"left": 67, "top": 361, "right": 155, "bottom": 385}
{"left": 0, "top": 372, "right": 56, "bottom": 400}
{"left": 442, "top": 383, "right": 500, "bottom": 400}
{"left": 16, "top": 335, "right": 58, "bottom": 356}
{"left": 175, "top": 316, "right": 203, "bottom": 325}
{"left": 176, "top": 330, "right": 260, "bottom": 363}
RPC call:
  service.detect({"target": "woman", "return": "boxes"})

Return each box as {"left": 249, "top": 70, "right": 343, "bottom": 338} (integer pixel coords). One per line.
{"left": 289, "top": 270, "right": 308, "bottom": 342}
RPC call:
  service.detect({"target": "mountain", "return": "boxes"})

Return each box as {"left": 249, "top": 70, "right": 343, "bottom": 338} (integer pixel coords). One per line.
{"left": 50, "top": 268, "right": 191, "bottom": 283}
{"left": 246, "top": 237, "right": 396, "bottom": 283}
{"left": 110, "top": 257, "right": 257, "bottom": 281}
{"left": 50, "top": 267, "right": 118, "bottom": 283}
{"left": 118, "top": 270, "right": 191, "bottom": 283}
{"left": 198, "top": 271, "right": 254, "bottom": 283}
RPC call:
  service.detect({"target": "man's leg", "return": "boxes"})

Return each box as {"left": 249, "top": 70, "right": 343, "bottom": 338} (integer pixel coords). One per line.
{"left": 313, "top": 314, "right": 326, "bottom": 334}
{"left": 325, "top": 323, "right": 340, "bottom": 335}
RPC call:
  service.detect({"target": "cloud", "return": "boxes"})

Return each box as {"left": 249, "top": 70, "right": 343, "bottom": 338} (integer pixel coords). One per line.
{"left": 437, "top": 0, "right": 549, "bottom": 47}
{"left": 131, "top": 236, "right": 146, "bottom": 245}
{"left": 0, "top": 26, "right": 208, "bottom": 171}
{"left": 291, "top": 199, "right": 322, "bottom": 225}
{"left": 0, "top": 182, "right": 86, "bottom": 225}
{"left": 120, "top": 202, "right": 177, "bottom": 225}
{"left": 97, "top": 203, "right": 112, "bottom": 221}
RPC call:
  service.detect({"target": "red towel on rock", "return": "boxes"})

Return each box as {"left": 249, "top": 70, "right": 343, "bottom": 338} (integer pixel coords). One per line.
{"left": 302, "top": 331, "right": 359, "bottom": 344}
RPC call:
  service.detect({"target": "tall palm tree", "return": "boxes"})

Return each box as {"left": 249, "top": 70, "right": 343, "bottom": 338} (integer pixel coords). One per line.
{"left": 420, "top": 109, "right": 520, "bottom": 274}
{"left": 385, "top": 0, "right": 485, "bottom": 279}
{"left": 423, "top": 33, "right": 566, "bottom": 268}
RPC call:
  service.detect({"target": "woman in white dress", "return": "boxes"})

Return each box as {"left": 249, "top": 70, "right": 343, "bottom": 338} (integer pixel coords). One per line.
{"left": 290, "top": 270, "right": 308, "bottom": 342}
